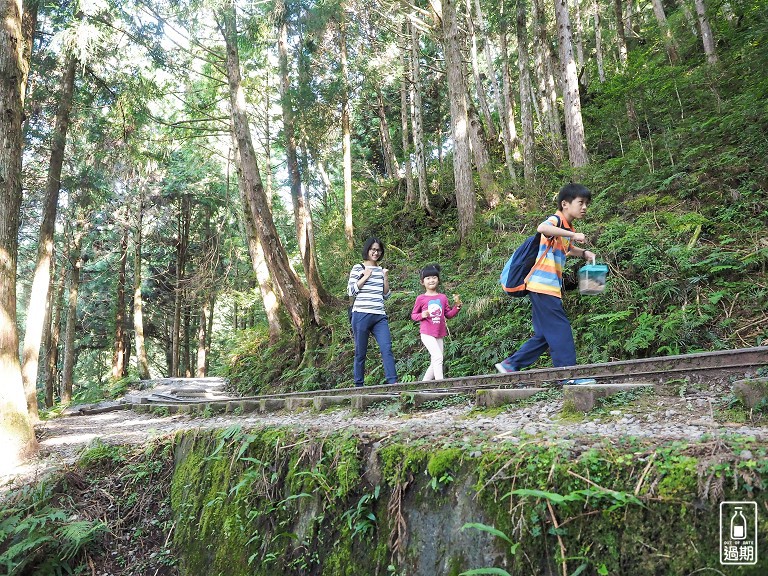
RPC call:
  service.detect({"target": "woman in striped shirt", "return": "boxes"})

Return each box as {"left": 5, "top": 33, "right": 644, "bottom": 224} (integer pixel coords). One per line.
{"left": 347, "top": 237, "right": 398, "bottom": 387}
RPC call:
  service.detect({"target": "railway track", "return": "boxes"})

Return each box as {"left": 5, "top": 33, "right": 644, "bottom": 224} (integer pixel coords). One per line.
{"left": 114, "top": 346, "right": 768, "bottom": 415}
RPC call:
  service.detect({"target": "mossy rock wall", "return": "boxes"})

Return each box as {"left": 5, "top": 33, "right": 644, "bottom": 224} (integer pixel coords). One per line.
{"left": 170, "top": 428, "right": 768, "bottom": 575}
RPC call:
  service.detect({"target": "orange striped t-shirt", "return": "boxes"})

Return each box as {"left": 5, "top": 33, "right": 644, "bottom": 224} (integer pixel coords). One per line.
{"left": 525, "top": 211, "right": 573, "bottom": 298}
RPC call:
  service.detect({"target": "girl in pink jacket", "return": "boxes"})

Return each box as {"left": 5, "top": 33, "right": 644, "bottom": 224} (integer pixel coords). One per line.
{"left": 410, "top": 264, "right": 462, "bottom": 380}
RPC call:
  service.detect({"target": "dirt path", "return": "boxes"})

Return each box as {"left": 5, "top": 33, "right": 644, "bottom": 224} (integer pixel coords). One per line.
{"left": 5, "top": 385, "right": 766, "bottom": 492}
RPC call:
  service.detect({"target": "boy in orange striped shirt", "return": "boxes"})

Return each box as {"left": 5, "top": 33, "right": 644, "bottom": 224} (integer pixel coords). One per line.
{"left": 495, "top": 183, "right": 597, "bottom": 382}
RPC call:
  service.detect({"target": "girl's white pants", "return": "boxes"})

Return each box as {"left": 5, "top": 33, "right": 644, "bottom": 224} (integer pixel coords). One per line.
{"left": 420, "top": 333, "right": 444, "bottom": 380}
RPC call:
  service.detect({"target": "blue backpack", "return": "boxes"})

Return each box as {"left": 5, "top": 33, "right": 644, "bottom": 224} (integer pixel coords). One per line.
{"left": 500, "top": 216, "right": 561, "bottom": 297}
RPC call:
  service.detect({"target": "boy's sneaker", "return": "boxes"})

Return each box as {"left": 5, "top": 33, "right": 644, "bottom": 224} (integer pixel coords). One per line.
{"left": 561, "top": 378, "right": 597, "bottom": 386}
{"left": 494, "top": 361, "right": 518, "bottom": 374}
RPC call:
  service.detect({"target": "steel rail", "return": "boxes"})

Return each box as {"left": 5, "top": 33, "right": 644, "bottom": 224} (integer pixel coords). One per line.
{"left": 144, "top": 346, "right": 768, "bottom": 406}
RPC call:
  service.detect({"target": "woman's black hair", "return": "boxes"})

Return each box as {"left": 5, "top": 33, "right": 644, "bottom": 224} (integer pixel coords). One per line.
{"left": 420, "top": 263, "right": 441, "bottom": 280}
{"left": 361, "top": 237, "right": 385, "bottom": 261}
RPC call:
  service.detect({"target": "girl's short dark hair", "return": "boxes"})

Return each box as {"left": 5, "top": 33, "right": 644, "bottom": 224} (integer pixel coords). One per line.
{"left": 420, "top": 263, "right": 441, "bottom": 280}
{"left": 362, "top": 237, "right": 385, "bottom": 261}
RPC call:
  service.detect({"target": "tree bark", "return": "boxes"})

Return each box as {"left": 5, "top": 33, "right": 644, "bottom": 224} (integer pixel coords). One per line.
{"left": 399, "top": 24, "right": 415, "bottom": 205}
{"left": 463, "top": 0, "right": 496, "bottom": 142}
{"left": 517, "top": 0, "right": 536, "bottom": 181}
{"left": 230, "top": 137, "right": 284, "bottom": 342}
{"left": 219, "top": 0, "right": 311, "bottom": 337}
{"left": 45, "top": 258, "right": 65, "bottom": 407}
{"left": 613, "top": 0, "right": 629, "bottom": 68}
{"left": 132, "top": 194, "right": 150, "bottom": 380}
{"left": 409, "top": 17, "right": 430, "bottom": 212}
{"left": 573, "top": 0, "right": 586, "bottom": 80}
{"left": 434, "top": 0, "right": 475, "bottom": 241}
{"left": 20, "top": 0, "right": 38, "bottom": 104}
{"left": 498, "top": 12, "right": 520, "bottom": 179}
{"left": 533, "top": 0, "right": 564, "bottom": 159}
{"left": 171, "top": 194, "right": 190, "bottom": 377}
{"left": 278, "top": 4, "right": 331, "bottom": 323}
{"left": 0, "top": 0, "right": 37, "bottom": 472}
{"left": 61, "top": 225, "right": 85, "bottom": 404}
{"left": 339, "top": 15, "right": 354, "bottom": 248}
{"left": 196, "top": 299, "right": 209, "bottom": 377}
{"left": 375, "top": 86, "right": 399, "bottom": 178}
{"left": 21, "top": 54, "right": 76, "bottom": 419}
{"left": 651, "top": 0, "right": 679, "bottom": 64}
{"left": 555, "top": 0, "right": 589, "bottom": 167}
{"left": 693, "top": 0, "right": 718, "bottom": 64}
{"left": 467, "top": 101, "right": 501, "bottom": 207}
{"left": 111, "top": 223, "right": 129, "bottom": 380}
{"left": 593, "top": 0, "right": 606, "bottom": 82}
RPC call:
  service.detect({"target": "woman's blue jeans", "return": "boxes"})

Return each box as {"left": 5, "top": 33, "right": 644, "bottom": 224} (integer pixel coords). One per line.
{"left": 351, "top": 312, "right": 398, "bottom": 386}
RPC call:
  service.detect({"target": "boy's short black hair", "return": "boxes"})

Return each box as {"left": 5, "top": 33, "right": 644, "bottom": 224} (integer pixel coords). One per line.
{"left": 420, "top": 263, "right": 441, "bottom": 280}
{"left": 362, "top": 237, "right": 385, "bottom": 261}
{"left": 557, "top": 183, "right": 592, "bottom": 207}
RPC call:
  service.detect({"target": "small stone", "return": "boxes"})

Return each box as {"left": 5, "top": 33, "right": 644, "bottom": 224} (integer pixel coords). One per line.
{"left": 740, "top": 449, "right": 754, "bottom": 460}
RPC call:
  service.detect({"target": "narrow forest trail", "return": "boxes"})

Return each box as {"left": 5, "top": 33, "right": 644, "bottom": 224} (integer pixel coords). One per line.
{"left": 6, "top": 370, "right": 767, "bottom": 492}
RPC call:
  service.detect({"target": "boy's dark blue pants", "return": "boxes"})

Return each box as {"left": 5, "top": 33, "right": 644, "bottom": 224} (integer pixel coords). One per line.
{"left": 503, "top": 292, "right": 576, "bottom": 369}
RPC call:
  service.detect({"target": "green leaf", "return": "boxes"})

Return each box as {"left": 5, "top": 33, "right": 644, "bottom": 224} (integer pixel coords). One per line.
{"left": 461, "top": 522, "right": 513, "bottom": 545}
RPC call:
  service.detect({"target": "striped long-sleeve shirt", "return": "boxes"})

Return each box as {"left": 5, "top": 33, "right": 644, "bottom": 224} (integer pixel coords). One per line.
{"left": 525, "top": 211, "right": 573, "bottom": 298}
{"left": 347, "top": 264, "right": 391, "bottom": 315}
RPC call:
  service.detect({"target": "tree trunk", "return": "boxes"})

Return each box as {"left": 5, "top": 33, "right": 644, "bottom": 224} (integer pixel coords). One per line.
{"left": 0, "top": 0, "right": 37, "bottom": 472}
{"left": 651, "top": 0, "right": 679, "bottom": 64}
{"left": 196, "top": 299, "right": 209, "bottom": 377}
{"left": 182, "top": 304, "right": 191, "bottom": 377}
{"left": 277, "top": 4, "right": 331, "bottom": 323}
{"left": 463, "top": 0, "right": 497, "bottom": 142}
{"left": 20, "top": 0, "right": 38, "bottom": 104}
{"left": 517, "top": 0, "right": 536, "bottom": 181}
{"left": 205, "top": 293, "right": 214, "bottom": 373}
{"left": 555, "top": 0, "right": 589, "bottom": 168}
{"left": 573, "top": 0, "right": 586, "bottom": 81}
{"left": 21, "top": 54, "right": 76, "bottom": 419}
{"left": 693, "top": 0, "right": 718, "bottom": 64}
{"left": 533, "top": 0, "right": 564, "bottom": 159}
{"left": 678, "top": 0, "right": 699, "bottom": 39}
{"left": 375, "top": 86, "right": 399, "bottom": 179}
{"left": 467, "top": 101, "right": 501, "bottom": 207}
{"left": 111, "top": 224, "right": 129, "bottom": 380}
{"left": 409, "top": 17, "right": 431, "bottom": 213}
{"left": 133, "top": 195, "right": 150, "bottom": 380}
{"left": 230, "top": 137, "right": 284, "bottom": 342}
{"left": 593, "top": 0, "right": 606, "bottom": 82}
{"left": 435, "top": 0, "right": 475, "bottom": 241}
{"left": 613, "top": 0, "right": 629, "bottom": 67}
{"left": 498, "top": 12, "right": 520, "bottom": 179}
{"left": 219, "top": 0, "right": 311, "bottom": 337}
{"left": 399, "top": 24, "right": 415, "bottom": 205}
{"left": 45, "top": 259, "right": 65, "bottom": 407}
{"left": 339, "top": 16, "right": 354, "bottom": 248}
{"left": 61, "top": 226, "right": 85, "bottom": 404}
{"left": 171, "top": 194, "right": 190, "bottom": 377}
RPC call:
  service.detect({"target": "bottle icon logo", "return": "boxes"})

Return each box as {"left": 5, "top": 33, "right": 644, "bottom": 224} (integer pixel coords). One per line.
{"left": 720, "top": 501, "right": 758, "bottom": 565}
{"left": 730, "top": 507, "right": 747, "bottom": 540}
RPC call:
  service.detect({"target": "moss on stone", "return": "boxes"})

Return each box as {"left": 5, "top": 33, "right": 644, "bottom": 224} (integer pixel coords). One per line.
{"left": 168, "top": 427, "right": 768, "bottom": 575}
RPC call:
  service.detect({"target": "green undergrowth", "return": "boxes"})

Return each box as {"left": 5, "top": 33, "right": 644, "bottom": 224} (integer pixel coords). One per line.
{"left": 221, "top": 10, "right": 768, "bottom": 395}
{"left": 0, "top": 439, "right": 177, "bottom": 575}
{"left": 5, "top": 427, "right": 768, "bottom": 575}
{"left": 168, "top": 426, "right": 768, "bottom": 576}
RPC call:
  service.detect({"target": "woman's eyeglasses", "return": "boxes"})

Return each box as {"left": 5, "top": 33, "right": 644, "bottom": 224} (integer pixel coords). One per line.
{"left": 369, "top": 248, "right": 382, "bottom": 253}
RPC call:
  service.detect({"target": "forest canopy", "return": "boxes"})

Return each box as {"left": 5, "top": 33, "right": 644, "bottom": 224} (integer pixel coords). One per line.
{"left": 0, "top": 0, "right": 766, "bottom": 460}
